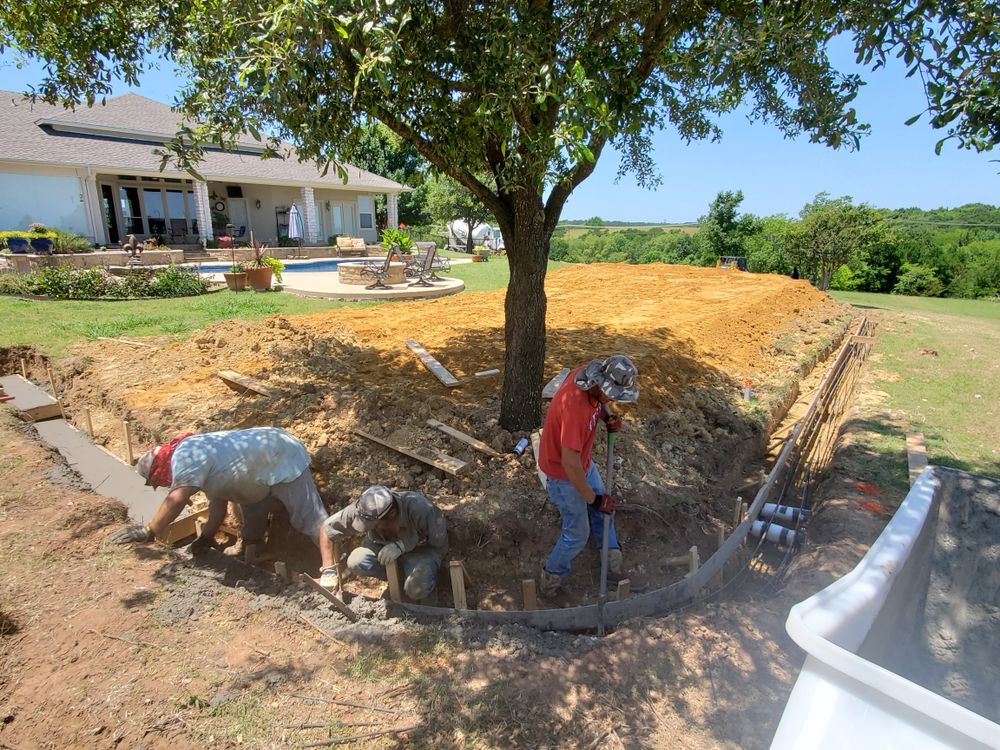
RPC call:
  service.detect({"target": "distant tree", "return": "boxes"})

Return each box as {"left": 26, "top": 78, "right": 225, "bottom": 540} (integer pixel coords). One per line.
{"left": 948, "top": 240, "right": 1000, "bottom": 298}
{"left": 892, "top": 263, "right": 945, "bottom": 296}
{"left": 5, "top": 2, "right": 996, "bottom": 427}
{"left": 785, "top": 194, "right": 891, "bottom": 290}
{"left": 698, "top": 191, "right": 759, "bottom": 265}
{"left": 425, "top": 176, "right": 492, "bottom": 253}
{"left": 744, "top": 215, "right": 793, "bottom": 274}
{"left": 584, "top": 216, "right": 606, "bottom": 226}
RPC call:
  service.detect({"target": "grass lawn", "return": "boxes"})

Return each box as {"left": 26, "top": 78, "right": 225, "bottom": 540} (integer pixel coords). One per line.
{"left": 0, "top": 256, "right": 567, "bottom": 356}
{"left": 832, "top": 291, "right": 1000, "bottom": 479}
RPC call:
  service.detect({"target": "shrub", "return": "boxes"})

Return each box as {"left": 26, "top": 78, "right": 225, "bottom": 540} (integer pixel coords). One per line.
{"left": 380, "top": 227, "right": 415, "bottom": 253}
{"left": 52, "top": 229, "right": 95, "bottom": 254}
{"left": 148, "top": 265, "right": 210, "bottom": 297}
{"left": 829, "top": 264, "right": 864, "bottom": 291}
{"left": 0, "top": 264, "right": 210, "bottom": 299}
{"left": 892, "top": 263, "right": 944, "bottom": 297}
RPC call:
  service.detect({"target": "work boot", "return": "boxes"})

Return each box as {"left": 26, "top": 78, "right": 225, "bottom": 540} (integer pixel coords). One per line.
{"left": 604, "top": 549, "right": 649, "bottom": 592}
{"left": 539, "top": 567, "right": 562, "bottom": 597}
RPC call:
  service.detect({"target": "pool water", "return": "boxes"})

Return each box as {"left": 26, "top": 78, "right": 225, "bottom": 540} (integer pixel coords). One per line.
{"left": 191, "top": 259, "right": 354, "bottom": 274}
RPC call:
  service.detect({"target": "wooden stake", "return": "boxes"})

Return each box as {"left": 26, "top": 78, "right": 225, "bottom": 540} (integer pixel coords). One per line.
{"left": 385, "top": 559, "right": 403, "bottom": 602}
{"left": 122, "top": 419, "right": 135, "bottom": 464}
{"left": 616, "top": 579, "right": 630, "bottom": 601}
{"left": 274, "top": 561, "right": 289, "bottom": 582}
{"left": 522, "top": 579, "right": 537, "bottom": 611}
{"left": 83, "top": 408, "right": 94, "bottom": 437}
{"left": 687, "top": 545, "right": 700, "bottom": 577}
{"left": 717, "top": 522, "right": 725, "bottom": 551}
{"left": 449, "top": 560, "right": 467, "bottom": 610}
{"left": 45, "top": 365, "right": 58, "bottom": 397}
{"left": 741, "top": 502, "right": 748, "bottom": 524}
{"left": 732, "top": 496, "right": 743, "bottom": 527}
{"left": 19, "top": 357, "right": 27, "bottom": 379}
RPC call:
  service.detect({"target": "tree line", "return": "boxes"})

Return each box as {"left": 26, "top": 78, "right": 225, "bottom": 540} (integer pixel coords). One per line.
{"left": 548, "top": 192, "right": 1000, "bottom": 299}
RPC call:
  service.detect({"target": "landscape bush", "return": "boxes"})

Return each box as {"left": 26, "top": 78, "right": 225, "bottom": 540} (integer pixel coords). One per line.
{"left": 0, "top": 264, "right": 211, "bottom": 299}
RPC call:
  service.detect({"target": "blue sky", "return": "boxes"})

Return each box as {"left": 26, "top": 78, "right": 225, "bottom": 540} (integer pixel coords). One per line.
{"left": 2, "top": 43, "right": 995, "bottom": 223}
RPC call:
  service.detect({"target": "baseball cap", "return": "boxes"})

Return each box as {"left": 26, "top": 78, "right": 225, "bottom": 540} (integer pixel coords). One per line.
{"left": 135, "top": 448, "right": 157, "bottom": 486}
{"left": 574, "top": 355, "right": 639, "bottom": 403}
{"left": 352, "top": 485, "right": 397, "bottom": 532}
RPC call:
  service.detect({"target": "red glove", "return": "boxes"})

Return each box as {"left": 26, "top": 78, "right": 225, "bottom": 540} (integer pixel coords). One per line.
{"left": 590, "top": 493, "right": 616, "bottom": 514}
{"left": 604, "top": 413, "right": 622, "bottom": 433}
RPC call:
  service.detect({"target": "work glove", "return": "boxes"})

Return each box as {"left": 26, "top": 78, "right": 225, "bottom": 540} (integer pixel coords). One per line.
{"left": 377, "top": 540, "right": 405, "bottom": 566}
{"left": 189, "top": 534, "right": 220, "bottom": 555}
{"left": 318, "top": 566, "right": 339, "bottom": 589}
{"left": 590, "top": 493, "right": 616, "bottom": 514}
{"left": 604, "top": 413, "right": 622, "bottom": 433}
{"left": 110, "top": 524, "right": 153, "bottom": 545}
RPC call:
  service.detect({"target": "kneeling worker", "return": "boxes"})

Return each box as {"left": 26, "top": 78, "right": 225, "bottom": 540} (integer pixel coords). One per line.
{"left": 322, "top": 485, "right": 447, "bottom": 600}
{"left": 110, "top": 427, "right": 335, "bottom": 575}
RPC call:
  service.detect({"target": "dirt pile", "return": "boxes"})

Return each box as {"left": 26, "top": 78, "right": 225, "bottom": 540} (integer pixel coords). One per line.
{"left": 53, "top": 264, "right": 848, "bottom": 605}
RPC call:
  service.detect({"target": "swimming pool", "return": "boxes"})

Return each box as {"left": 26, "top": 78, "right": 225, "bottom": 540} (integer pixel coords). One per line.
{"left": 190, "top": 259, "right": 356, "bottom": 274}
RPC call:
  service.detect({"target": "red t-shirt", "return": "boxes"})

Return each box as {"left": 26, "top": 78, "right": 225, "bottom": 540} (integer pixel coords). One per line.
{"left": 539, "top": 365, "right": 603, "bottom": 480}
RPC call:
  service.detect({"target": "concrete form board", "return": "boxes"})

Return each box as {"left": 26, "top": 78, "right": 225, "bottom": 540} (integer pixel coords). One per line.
{"left": 34, "top": 418, "right": 163, "bottom": 524}
{"left": 1, "top": 374, "right": 62, "bottom": 421}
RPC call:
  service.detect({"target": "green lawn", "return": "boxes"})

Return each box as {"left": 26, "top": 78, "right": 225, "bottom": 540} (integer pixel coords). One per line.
{"left": 0, "top": 256, "right": 567, "bottom": 356}
{"left": 831, "top": 291, "right": 1000, "bottom": 478}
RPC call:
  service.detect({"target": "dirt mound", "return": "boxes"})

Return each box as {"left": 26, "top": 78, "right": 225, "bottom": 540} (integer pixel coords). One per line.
{"left": 54, "top": 264, "right": 848, "bottom": 605}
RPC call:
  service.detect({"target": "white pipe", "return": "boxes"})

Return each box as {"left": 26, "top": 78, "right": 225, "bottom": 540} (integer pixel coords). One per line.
{"left": 762, "top": 503, "right": 812, "bottom": 524}
{"left": 750, "top": 520, "right": 805, "bottom": 547}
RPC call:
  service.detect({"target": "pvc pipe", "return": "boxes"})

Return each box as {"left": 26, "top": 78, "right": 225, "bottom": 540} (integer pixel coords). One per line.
{"left": 761, "top": 502, "right": 812, "bottom": 524}
{"left": 750, "top": 520, "right": 805, "bottom": 547}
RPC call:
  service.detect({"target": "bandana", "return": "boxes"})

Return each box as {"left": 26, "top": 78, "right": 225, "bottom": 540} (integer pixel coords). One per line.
{"left": 145, "top": 432, "right": 193, "bottom": 488}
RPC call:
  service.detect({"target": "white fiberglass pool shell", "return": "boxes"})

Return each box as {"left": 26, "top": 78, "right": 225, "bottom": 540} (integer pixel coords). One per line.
{"left": 771, "top": 467, "right": 1000, "bottom": 750}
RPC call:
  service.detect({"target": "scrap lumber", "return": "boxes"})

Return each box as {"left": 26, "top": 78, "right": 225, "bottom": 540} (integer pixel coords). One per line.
{"left": 906, "top": 432, "right": 928, "bottom": 486}
{"left": 474, "top": 368, "right": 499, "bottom": 378}
{"left": 217, "top": 369, "right": 272, "bottom": 397}
{"left": 529, "top": 430, "right": 547, "bottom": 490}
{"left": 385, "top": 560, "right": 403, "bottom": 602}
{"left": 522, "top": 579, "right": 537, "bottom": 611}
{"left": 299, "top": 573, "right": 360, "bottom": 622}
{"left": 542, "top": 368, "right": 571, "bottom": 398}
{"left": 405, "top": 339, "right": 460, "bottom": 387}
{"left": 426, "top": 418, "right": 501, "bottom": 458}
{"left": 0, "top": 375, "right": 64, "bottom": 422}
{"left": 97, "top": 336, "right": 158, "bottom": 348}
{"left": 355, "top": 429, "right": 468, "bottom": 476}
{"left": 163, "top": 508, "right": 208, "bottom": 544}
{"left": 616, "top": 580, "right": 631, "bottom": 601}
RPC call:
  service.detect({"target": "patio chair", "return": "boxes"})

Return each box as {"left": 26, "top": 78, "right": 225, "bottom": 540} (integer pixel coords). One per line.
{"left": 360, "top": 243, "right": 404, "bottom": 289}
{"left": 407, "top": 245, "right": 450, "bottom": 287}
{"left": 169, "top": 218, "right": 188, "bottom": 243}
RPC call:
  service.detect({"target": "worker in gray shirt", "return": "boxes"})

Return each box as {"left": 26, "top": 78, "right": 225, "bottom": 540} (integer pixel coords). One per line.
{"left": 322, "top": 485, "right": 448, "bottom": 600}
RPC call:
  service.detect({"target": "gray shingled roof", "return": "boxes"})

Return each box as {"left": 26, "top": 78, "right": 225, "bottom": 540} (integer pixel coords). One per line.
{"left": 0, "top": 91, "right": 402, "bottom": 192}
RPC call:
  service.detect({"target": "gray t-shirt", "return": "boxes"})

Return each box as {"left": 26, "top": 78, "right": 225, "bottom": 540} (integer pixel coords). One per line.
{"left": 170, "top": 428, "right": 310, "bottom": 504}
{"left": 324, "top": 490, "right": 448, "bottom": 562}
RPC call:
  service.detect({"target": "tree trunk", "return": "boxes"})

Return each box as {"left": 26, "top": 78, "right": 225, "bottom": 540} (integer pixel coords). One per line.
{"left": 499, "top": 200, "right": 550, "bottom": 431}
{"left": 465, "top": 218, "right": 476, "bottom": 254}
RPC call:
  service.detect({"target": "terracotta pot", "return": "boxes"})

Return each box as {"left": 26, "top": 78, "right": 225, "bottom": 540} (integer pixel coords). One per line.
{"left": 471, "top": 254, "right": 486, "bottom": 262}
{"left": 245, "top": 266, "right": 273, "bottom": 290}
{"left": 223, "top": 272, "right": 247, "bottom": 291}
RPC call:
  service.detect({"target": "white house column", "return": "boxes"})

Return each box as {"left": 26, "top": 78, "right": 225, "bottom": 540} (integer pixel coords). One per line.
{"left": 193, "top": 181, "right": 213, "bottom": 243}
{"left": 300, "top": 187, "right": 318, "bottom": 242}
{"left": 78, "top": 168, "right": 107, "bottom": 245}
{"left": 386, "top": 192, "right": 399, "bottom": 229}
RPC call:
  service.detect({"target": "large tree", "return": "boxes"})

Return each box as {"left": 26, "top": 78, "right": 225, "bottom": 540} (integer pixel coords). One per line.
{"left": 698, "top": 190, "right": 759, "bottom": 266}
{"left": 3, "top": 1, "right": 996, "bottom": 428}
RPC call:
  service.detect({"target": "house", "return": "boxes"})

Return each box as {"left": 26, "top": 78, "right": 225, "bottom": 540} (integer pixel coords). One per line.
{"left": 0, "top": 90, "right": 404, "bottom": 246}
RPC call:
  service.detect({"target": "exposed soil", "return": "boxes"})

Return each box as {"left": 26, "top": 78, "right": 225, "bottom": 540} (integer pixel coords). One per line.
{"left": 0, "top": 310, "right": 911, "bottom": 750}
{"left": 23, "top": 264, "right": 848, "bottom": 607}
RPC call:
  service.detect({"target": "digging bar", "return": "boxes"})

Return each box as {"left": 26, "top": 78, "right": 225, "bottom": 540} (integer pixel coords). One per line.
{"left": 597, "top": 427, "right": 616, "bottom": 636}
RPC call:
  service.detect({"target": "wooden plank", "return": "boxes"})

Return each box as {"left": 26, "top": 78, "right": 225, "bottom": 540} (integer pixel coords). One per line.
{"left": 530, "top": 430, "right": 547, "bottom": 490}
{"left": 426, "top": 418, "right": 501, "bottom": 458}
{"left": 97, "top": 336, "right": 158, "bottom": 348}
{"left": 163, "top": 508, "right": 207, "bottom": 544}
{"left": 688, "top": 545, "right": 700, "bottom": 577}
{"left": 405, "top": 339, "right": 460, "bottom": 387}
{"left": 542, "top": 368, "right": 570, "bottom": 398}
{"left": 449, "top": 560, "right": 468, "bottom": 610}
{"left": 0, "top": 375, "right": 62, "bottom": 422}
{"left": 299, "top": 573, "right": 360, "bottom": 622}
{"left": 522, "top": 579, "right": 537, "bottom": 611}
{"left": 217, "top": 369, "right": 272, "bottom": 397}
{"left": 906, "top": 432, "right": 928, "bottom": 486}
{"left": 616, "top": 579, "right": 630, "bottom": 601}
{"left": 355, "top": 429, "right": 468, "bottom": 476}
{"left": 385, "top": 560, "right": 403, "bottom": 603}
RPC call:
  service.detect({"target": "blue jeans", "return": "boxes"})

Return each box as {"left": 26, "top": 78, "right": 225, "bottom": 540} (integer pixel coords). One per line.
{"left": 346, "top": 540, "right": 441, "bottom": 599}
{"left": 544, "top": 463, "right": 619, "bottom": 577}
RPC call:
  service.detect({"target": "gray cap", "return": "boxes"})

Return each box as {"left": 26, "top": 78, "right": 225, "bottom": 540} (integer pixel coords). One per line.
{"left": 135, "top": 448, "right": 156, "bottom": 485}
{"left": 352, "top": 485, "right": 397, "bottom": 532}
{"left": 575, "top": 355, "right": 639, "bottom": 403}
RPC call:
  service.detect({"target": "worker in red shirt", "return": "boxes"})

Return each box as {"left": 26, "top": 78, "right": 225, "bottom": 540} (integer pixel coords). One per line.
{"left": 537, "top": 355, "right": 639, "bottom": 597}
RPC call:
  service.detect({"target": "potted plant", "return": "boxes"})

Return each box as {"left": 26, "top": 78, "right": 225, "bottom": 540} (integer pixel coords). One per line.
{"left": 2, "top": 232, "right": 31, "bottom": 254}
{"left": 471, "top": 246, "right": 488, "bottom": 262}
{"left": 223, "top": 261, "right": 247, "bottom": 291}
{"left": 28, "top": 222, "right": 53, "bottom": 254}
{"left": 380, "top": 227, "right": 415, "bottom": 261}
{"left": 245, "top": 238, "right": 284, "bottom": 290}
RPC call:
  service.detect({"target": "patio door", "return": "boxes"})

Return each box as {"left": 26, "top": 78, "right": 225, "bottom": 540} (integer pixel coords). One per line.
{"left": 228, "top": 198, "right": 250, "bottom": 239}
{"left": 100, "top": 184, "right": 120, "bottom": 244}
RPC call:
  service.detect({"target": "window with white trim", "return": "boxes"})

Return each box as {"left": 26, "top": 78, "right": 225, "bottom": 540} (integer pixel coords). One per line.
{"left": 358, "top": 196, "right": 373, "bottom": 230}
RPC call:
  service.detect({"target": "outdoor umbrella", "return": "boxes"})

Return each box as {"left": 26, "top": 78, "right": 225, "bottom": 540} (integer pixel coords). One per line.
{"left": 288, "top": 204, "right": 304, "bottom": 256}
